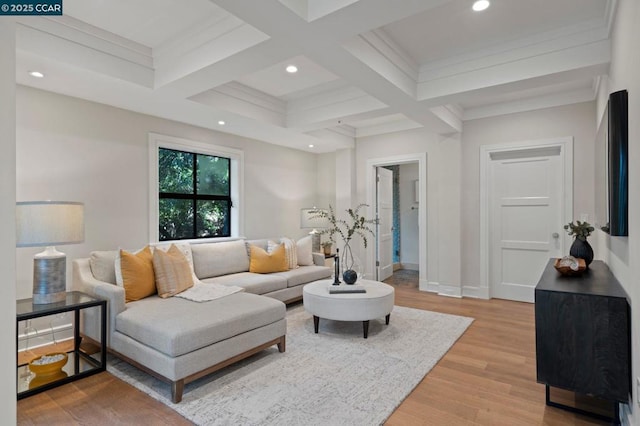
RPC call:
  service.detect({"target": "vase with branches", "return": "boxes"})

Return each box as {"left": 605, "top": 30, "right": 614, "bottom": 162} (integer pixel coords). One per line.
{"left": 312, "top": 204, "right": 378, "bottom": 283}
{"left": 564, "top": 220, "right": 595, "bottom": 266}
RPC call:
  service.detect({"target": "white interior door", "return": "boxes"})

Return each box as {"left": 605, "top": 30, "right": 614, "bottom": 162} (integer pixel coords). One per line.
{"left": 489, "top": 148, "right": 564, "bottom": 302}
{"left": 377, "top": 167, "right": 393, "bottom": 281}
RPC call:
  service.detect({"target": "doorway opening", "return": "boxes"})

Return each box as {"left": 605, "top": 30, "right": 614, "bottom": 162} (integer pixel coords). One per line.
{"left": 366, "top": 153, "right": 429, "bottom": 291}
{"left": 382, "top": 163, "right": 420, "bottom": 274}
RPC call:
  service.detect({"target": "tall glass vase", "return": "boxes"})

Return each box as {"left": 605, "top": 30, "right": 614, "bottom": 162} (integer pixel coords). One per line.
{"left": 341, "top": 241, "right": 362, "bottom": 284}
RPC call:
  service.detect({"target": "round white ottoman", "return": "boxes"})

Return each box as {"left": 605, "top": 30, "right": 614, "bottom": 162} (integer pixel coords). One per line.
{"left": 303, "top": 279, "right": 395, "bottom": 338}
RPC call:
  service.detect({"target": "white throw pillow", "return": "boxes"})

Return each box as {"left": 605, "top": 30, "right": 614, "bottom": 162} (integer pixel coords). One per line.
{"left": 296, "top": 235, "right": 314, "bottom": 266}
{"left": 278, "top": 237, "right": 298, "bottom": 269}
{"left": 89, "top": 250, "right": 118, "bottom": 284}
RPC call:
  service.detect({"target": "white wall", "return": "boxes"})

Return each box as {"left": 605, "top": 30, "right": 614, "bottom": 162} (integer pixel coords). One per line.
{"left": 399, "top": 163, "right": 419, "bottom": 268}
{"left": 460, "top": 102, "right": 597, "bottom": 292}
{"left": 0, "top": 21, "right": 17, "bottom": 424}
{"left": 595, "top": 0, "right": 640, "bottom": 423}
{"left": 316, "top": 152, "right": 336, "bottom": 211}
{"left": 355, "top": 129, "right": 462, "bottom": 296}
{"left": 15, "top": 86, "right": 319, "bottom": 301}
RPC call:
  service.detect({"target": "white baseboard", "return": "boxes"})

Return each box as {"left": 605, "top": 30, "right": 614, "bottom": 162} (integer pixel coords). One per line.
{"left": 437, "top": 284, "right": 462, "bottom": 298}
{"left": 620, "top": 402, "right": 632, "bottom": 426}
{"left": 462, "top": 285, "right": 490, "bottom": 299}
{"left": 424, "top": 281, "right": 439, "bottom": 292}
{"left": 399, "top": 262, "right": 419, "bottom": 271}
{"left": 17, "top": 323, "right": 73, "bottom": 352}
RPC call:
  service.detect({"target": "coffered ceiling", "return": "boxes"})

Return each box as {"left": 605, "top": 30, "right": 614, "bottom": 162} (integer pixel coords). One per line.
{"left": 14, "top": 0, "right": 614, "bottom": 153}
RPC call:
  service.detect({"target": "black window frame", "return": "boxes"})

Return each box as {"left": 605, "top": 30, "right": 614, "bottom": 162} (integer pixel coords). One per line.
{"left": 158, "top": 147, "right": 232, "bottom": 241}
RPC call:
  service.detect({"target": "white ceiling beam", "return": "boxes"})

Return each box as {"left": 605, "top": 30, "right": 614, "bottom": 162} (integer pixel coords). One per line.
{"left": 16, "top": 21, "right": 154, "bottom": 88}
{"left": 212, "top": 0, "right": 452, "bottom": 44}
{"left": 305, "top": 128, "right": 355, "bottom": 149}
{"left": 155, "top": 38, "right": 299, "bottom": 99}
{"left": 463, "top": 85, "right": 596, "bottom": 121}
{"left": 418, "top": 39, "right": 610, "bottom": 106}
{"left": 286, "top": 86, "right": 387, "bottom": 130}
{"left": 190, "top": 82, "right": 286, "bottom": 127}
{"left": 208, "top": 0, "right": 458, "bottom": 133}
{"left": 310, "top": 47, "right": 456, "bottom": 133}
{"left": 342, "top": 31, "right": 417, "bottom": 98}
{"left": 355, "top": 117, "right": 422, "bottom": 138}
{"left": 16, "top": 51, "right": 346, "bottom": 153}
{"left": 154, "top": 19, "right": 269, "bottom": 89}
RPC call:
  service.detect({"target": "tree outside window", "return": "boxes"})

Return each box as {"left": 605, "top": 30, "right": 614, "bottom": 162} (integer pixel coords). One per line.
{"left": 158, "top": 148, "right": 231, "bottom": 240}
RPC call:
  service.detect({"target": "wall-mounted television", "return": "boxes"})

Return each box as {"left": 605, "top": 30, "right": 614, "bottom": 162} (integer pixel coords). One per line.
{"left": 607, "top": 89, "right": 628, "bottom": 236}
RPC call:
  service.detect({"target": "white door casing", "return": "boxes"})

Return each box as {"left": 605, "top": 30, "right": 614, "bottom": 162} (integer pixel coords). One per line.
{"left": 365, "top": 153, "right": 429, "bottom": 290}
{"left": 480, "top": 138, "right": 573, "bottom": 302}
{"left": 376, "top": 167, "right": 394, "bottom": 281}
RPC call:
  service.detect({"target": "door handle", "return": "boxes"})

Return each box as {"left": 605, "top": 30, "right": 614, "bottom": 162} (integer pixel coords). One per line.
{"left": 552, "top": 232, "right": 559, "bottom": 239}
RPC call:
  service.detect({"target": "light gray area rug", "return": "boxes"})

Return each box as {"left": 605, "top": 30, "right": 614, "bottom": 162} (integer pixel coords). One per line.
{"left": 108, "top": 305, "right": 473, "bottom": 426}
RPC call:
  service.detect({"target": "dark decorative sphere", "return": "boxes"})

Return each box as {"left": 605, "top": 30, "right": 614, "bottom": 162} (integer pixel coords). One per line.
{"left": 343, "top": 269, "right": 358, "bottom": 284}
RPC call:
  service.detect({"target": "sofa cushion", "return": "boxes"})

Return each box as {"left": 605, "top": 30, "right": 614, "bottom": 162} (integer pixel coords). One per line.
{"left": 245, "top": 239, "right": 269, "bottom": 255}
{"left": 115, "top": 246, "right": 149, "bottom": 287}
{"left": 115, "top": 292, "right": 285, "bottom": 357}
{"left": 249, "top": 243, "right": 288, "bottom": 274}
{"left": 120, "top": 247, "right": 156, "bottom": 302}
{"left": 272, "top": 265, "right": 332, "bottom": 288}
{"left": 191, "top": 240, "right": 249, "bottom": 279}
{"left": 153, "top": 242, "right": 194, "bottom": 270}
{"left": 268, "top": 238, "right": 297, "bottom": 269}
{"left": 89, "top": 250, "right": 118, "bottom": 284}
{"left": 296, "top": 236, "right": 314, "bottom": 266}
{"left": 201, "top": 272, "right": 287, "bottom": 295}
{"left": 153, "top": 245, "right": 194, "bottom": 298}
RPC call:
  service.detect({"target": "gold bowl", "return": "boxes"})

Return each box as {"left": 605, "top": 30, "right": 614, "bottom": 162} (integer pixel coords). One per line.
{"left": 28, "top": 352, "right": 68, "bottom": 376}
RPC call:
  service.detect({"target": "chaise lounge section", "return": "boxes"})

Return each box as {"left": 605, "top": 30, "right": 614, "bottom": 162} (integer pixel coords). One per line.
{"left": 72, "top": 237, "right": 330, "bottom": 402}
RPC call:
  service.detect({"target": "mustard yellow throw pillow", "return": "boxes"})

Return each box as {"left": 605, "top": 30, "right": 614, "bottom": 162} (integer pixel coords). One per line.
{"left": 120, "top": 246, "right": 156, "bottom": 302}
{"left": 153, "top": 244, "right": 194, "bottom": 298}
{"left": 249, "top": 243, "right": 289, "bottom": 273}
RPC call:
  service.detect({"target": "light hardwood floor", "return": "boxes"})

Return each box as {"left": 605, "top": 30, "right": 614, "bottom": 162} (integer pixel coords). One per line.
{"left": 18, "top": 271, "right": 606, "bottom": 425}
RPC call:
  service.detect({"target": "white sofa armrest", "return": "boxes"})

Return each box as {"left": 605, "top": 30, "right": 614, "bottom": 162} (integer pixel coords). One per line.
{"left": 312, "top": 253, "right": 326, "bottom": 266}
{"left": 72, "top": 258, "right": 126, "bottom": 347}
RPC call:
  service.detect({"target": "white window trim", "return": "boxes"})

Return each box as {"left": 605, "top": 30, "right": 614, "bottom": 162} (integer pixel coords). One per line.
{"left": 148, "top": 132, "right": 244, "bottom": 243}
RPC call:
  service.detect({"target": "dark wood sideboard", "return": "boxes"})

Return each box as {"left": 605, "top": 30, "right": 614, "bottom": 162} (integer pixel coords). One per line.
{"left": 535, "top": 259, "right": 630, "bottom": 424}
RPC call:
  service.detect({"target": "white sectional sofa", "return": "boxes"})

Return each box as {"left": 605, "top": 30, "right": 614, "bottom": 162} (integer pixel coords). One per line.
{"left": 72, "top": 238, "right": 331, "bottom": 402}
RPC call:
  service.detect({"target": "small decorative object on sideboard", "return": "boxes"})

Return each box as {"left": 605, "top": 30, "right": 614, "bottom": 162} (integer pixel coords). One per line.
{"left": 553, "top": 256, "right": 586, "bottom": 276}
{"left": 564, "top": 221, "right": 594, "bottom": 267}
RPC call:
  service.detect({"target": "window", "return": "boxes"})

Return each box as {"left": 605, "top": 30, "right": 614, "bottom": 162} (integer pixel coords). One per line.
{"left": 149, "top": 133, "right": 243, "bottom": 242}
{"left": 158, "top": 148, "right": 231, "bottom": 240}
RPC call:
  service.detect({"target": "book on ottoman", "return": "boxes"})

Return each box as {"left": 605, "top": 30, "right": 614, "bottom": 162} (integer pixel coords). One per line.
{"left": 329, "top": 284, "right": 366, "bottom": 294}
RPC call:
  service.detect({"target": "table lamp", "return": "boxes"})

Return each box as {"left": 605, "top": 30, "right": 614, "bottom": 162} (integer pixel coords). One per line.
{"left": 16, "top": 201, "right": 84, "bottom": 304}
{"left": 300, "top": 207, "right": 328, "bottom": 252}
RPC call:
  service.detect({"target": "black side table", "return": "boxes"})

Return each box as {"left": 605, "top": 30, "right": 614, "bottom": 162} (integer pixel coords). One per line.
{"left": 17, "top": 291, "right": 107, "bottom": 399}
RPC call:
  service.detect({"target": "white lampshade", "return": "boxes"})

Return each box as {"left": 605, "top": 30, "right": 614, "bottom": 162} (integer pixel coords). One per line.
{"left": 300, "top": 208, "right": 328, "bottom": 230}
{"left": 16, "top": 201, "right": 84, "bottom": 247}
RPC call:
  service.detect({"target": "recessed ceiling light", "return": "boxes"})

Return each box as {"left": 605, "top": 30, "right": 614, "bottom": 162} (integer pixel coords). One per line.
{"left": 472, "top": 0, "right": 490, "bottom": 11}
{"left": 308, "top": 144, "right": 314, "bottom": 148}
{"left": 29, "top": 71, "right": 44, "bottom": 78}
{"left": 218, "top": 120, "right": 225, "bottom": 125}
{"left": 286, "top": 65, "right": 298, "bottom": 73}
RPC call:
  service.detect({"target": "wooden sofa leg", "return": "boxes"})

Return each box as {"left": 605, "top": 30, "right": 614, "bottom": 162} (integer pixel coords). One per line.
{"left": 277, "top": 335, "right": 286, "bottom": 353}
{"left": 172, "top": 380, "right": 185, "bottom": 403}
